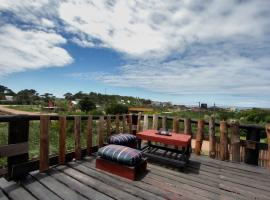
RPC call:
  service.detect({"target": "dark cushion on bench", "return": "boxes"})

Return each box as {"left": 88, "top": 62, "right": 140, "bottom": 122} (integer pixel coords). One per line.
{"left": 108, "top": 133, "right": 136, "bottom": 145}
{"left": 98, "top": 144, "right": 142, "bottom": 166}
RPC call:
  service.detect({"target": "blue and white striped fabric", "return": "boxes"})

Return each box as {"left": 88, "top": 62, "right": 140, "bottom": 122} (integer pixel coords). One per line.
{"left": 108, "top": 133, "right": 136, "bottom": 145}
{"left": 98, "top": 144, "right": 142, "bottom": 166}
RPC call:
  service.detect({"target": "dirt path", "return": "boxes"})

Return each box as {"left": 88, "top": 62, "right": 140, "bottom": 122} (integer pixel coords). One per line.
{"left": 0, "top": 105, "right": 57, "bottom": 115}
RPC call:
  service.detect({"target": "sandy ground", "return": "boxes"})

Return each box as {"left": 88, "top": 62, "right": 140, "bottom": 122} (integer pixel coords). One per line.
{"left": 0, "top": 105, "right": 57, "bottom": 115}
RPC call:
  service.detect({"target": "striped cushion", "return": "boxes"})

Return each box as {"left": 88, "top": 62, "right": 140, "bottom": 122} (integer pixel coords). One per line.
{"left": 98, "top": 144, "right": 142, "bottom": 166}
{"left": 108, "top": 133, "right": 136, "bottom": 145}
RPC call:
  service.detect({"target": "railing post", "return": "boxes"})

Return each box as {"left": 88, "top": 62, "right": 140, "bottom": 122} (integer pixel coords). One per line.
{"left": 266, "top": 124, "right": 270, "bottom": 169}
{"left": 162, "top": 116, "right": 167, "bottom": 130}
{"left": 131, "top": 114, "right": 137, "bottom": 135}
{"left": 87, "top": 116, "right": 93, "bottom": 155}
{"left": 115, "top": 114, "right": 120, "bottom": 134}
{"left": 98, "top": 116, "right": 104, "bottom": 147}
{"left": 106, "top": 115, "right": 111, "bottom": 136}
{"left": 8, "top": 117, "right": 29, "bottom": 179}
{"left": 220, "top": 121, "right": 229, "bottom": 161}
{"left": 128, "top": 114, "right": 132, "bottom": 134}
{"left": 122, "top": 114, "right": 127, "bottom": 133}
{"left": 173, "top": 117, "right": 179, "bottom": 133}
{"left": 74, "top": 116, "right": 81, "bottom": 160}
{"left": 59, "top": 116, "right": 66, "bottom": 165}
{"left": 152, "top": 114, "right": 158, "bottom": 130}
{"left": 195, "top": 119, "right": 204, "bottom": 155}
{"left": 231, "top": 121, "right": 240, "bottom": 163}
{"left": 184, "top": 118, "right": 192, "bottom": 135}
{"left": 245, "top": 127, "right": 260, "bottom": 165}
{"left": 137, "top": 112, "right": 142, "bottom": 133}
{"left": 40, "top": 115, "right": 50, "bottom": 172}
{"left": 209, "top": 116, "right": 216, "bottom": 158}
{"left": 143, "top": 114, "right": 148, "bottom": 131}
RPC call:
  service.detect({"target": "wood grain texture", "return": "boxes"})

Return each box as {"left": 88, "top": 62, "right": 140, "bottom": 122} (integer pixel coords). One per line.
{"left": 0, "top": 142, "right": 28, "bottom": 157}
{"left": 122, "top": 114, "right": 127, "bottom": 133}
{"left": 195, "top": 119, "right": 204, "bottom": 155}
{"left": 231, "top": 121, "right": 240, "bottom": 163}
{"left": 40, "top": 115, "right": 50, "bottom": 172}
{"left": 115, "top": 114, "right": 120, "bottom": 134}
{"left": 152, "top": 114, "right": 158, "bottom": 130}
{"left": 74, "top": 116, "right": 81, "bottom": 160}
{"left": 173, "top": 117, "right": 179, "bottom": 133}
{"left": 266, "top": 124, "right": 270, "bottom": 169}
{"left": 98, "top": 116, "right": 104, "bottom": 147}
{"left": 162, "top": 116, "right": 167, "bottom": 130}
{"left": 209, "top": 117, "right": 216, "bottom": 159}
{"left": 220, "top": 121, "right": 229, "bottom": 161}
{"left": 58, "top": 116, "right": 66, "bottom": 165}
{"left": 184, "top": 118, "right": 192, "bottom": 135}
{"left": 136, "top": 112, "right": 142, "bottom": 132}
{"left": 128, "top": 114, "right": 132, "bottom": 134}
{"left": 106, "top": 115, "right": 111, "bottom": 136}
{"left": 143, "top": 114, "right": 148, "bottom": 131}
{"left": 86, "top": 116, "right": 93, "bottom": 155}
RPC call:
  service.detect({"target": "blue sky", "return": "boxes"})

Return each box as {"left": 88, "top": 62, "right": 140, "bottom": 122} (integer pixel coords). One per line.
{"left": 0, "top": 0, "right": 270, "bottom": 108}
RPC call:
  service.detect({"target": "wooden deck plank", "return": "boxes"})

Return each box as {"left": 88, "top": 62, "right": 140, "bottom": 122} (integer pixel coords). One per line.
{"left": 56, "top": 165, "right": 141, "bottom": 200}
{"left": 21, "top": 174, "right": 62, "bottom": 200}
{"left": 0, "top": 190, "right": 9, "bottom": 200}
{"left": 0, "top": 178, "right": 36, "bottom": 200}
{"left": 31, "top": 171, "right": 87, "bottom": 200}
{"left": 49, "top": 168, "right": 113, "bottom": 200}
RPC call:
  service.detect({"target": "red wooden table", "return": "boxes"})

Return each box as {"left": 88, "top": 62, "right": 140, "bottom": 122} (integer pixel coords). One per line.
{"left": 136, "top": 130, "right": 192, "bottom": 168}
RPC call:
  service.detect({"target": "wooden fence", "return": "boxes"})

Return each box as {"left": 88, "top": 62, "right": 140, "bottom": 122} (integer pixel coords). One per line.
{"left": 0, "top": 114, "right": 269, "bottom": 180}
{"left": 137, "top": 114, "right": 270, "bottom": 169}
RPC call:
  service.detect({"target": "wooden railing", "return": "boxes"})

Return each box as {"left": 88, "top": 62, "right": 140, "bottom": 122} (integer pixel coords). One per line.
{"left": 138, "top": 114, "right": 270, "bottom": 168}
{"left": 0, "top": 113, "right": 269, "bottom": 180}
{"left": 0, "top": 114, "right": 135, "bottom": 180}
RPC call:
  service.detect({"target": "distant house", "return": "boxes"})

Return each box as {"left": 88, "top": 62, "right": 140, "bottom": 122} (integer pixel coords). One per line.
{"left": 5, "top": 96, "right": 14, "bottom": 101}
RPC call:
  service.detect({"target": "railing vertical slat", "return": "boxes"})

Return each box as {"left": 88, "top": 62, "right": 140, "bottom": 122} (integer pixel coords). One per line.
{"left": 106, "top": 115, "right": 111, "bottom": 136}
{"left": 40, "top": 115, "right": 50, "bottom": 172}
{"left": 74, "top": 116, "right": 81, "bottom": 160}
{"left": 87, "top": 116, "right": 93, "bottom": 155}
{"left": 231, "top": 121, "right": 240, "bottom": 163}
{"left": 209, "top": 117, "right": 216, "bottom": 158}
{"left": 152, "top": 114, "right": 158, "bottom": 130}
{"left": 220, "top": 121, "right": 229, "bottom": 161}
{"left": 8, "top": 117, "right": 29, "bottom": 179}
{"left": 98, "top": 116, "right": 104, "bottom": 147}
{"left": 184, "top": 118, "right": 192, "bottom": 135}
{"left": 173, "top": 117, "right": 179, "bottom": 133}
{"left": 59, "top": 116, "right": 66, "bottom": 165}
{"left": 195, "top": 119, "right": 204, "bottom": 155}
{"left": 115, "top": 114, "right": 120, "bottom": 134}
{"left": 162, "top": 116, "right": 167, "bottom": 130}
{"left": 122, "top": 114, "right": 127, "bottom": 133}
{"left": 143, "top": 114, "right": 148, "bottom": 131}
{"left": 137, "top": 112, "right": 142, "bottom": 132}
{"left": 266, "top": 124, "right": 270, "bottom": 169}
{"left": 128, "top": 114, "right": 132, "bottom": 134}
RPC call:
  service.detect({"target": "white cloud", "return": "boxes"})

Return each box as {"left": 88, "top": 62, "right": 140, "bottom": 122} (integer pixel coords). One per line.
{"left": 0, "top": 25, "right": 73, "bottom": 75}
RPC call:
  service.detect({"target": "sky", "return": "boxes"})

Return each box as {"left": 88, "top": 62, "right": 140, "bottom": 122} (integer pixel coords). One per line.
{"left": 0, "top": 0, "right": 270, "bottom": 108}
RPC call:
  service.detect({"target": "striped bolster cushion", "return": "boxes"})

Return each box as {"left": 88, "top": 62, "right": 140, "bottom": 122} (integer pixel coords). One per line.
{"left": 108, "top": 133, "right": 136, "bottom": 145}
{"left": 98, "top": 144, "right": 142, "bottom": 166}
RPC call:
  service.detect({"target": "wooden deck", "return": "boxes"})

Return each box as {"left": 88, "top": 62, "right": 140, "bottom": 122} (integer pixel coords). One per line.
{"left": 1, "top": 155, "right": 270, "bottom": 200}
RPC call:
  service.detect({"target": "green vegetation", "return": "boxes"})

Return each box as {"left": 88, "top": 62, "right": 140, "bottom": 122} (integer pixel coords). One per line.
{"left": 105, "top": 103, "right": 129, "bottom": 115}
{"left": 79, "top": 96, "right": 96, "bottom": 112}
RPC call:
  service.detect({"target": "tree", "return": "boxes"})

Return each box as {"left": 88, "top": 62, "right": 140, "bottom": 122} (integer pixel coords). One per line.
{"left": 105, "top": 103, "right": 129, "bottom": 115}
{"left": 16, "top": 89, "right": 39, "bottom": 104}
{"left": 40, "top": 93, "right": 55, "bottom": 103}
{"left": 63, "top": 92, "right": 73, "bottom": 100}
{"left": 79, "top": 96, "right": 96, "bottom": 112}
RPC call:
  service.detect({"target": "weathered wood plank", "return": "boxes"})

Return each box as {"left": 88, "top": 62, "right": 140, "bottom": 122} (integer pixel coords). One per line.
{"left": 58, "top": 116, "right": 66, "bottom": 165}
{"left": 0, "top": 178, "right": 36, "bottom": 200}
{"left": 143, "top": 114, "right": 148, "bottom": 131}
{"left": 0, "top": 142, "right": 28, "bottom": 157}
{"left": 231, "top": 121, "right": 240, "bottom": 163}
{"left": 266, "top": 124, "right": 270, "bottom": 169}
{"left": 21, "top": 174, "right": 62, "bottom": 200}
{"left": 86, "top": 116, "right": 93, "bottom": 155}
{"left": 40, "top": 115, "right": 50, "bottom": 172}
{"left": 31, "top": 171, "right": 87, "bottom": 200}
{"left": 115, "top": 114, "right": 120, "bottom": 134}
{"left": 220, "top": 121, "right": 229, "bottom": 161}
{"left": 50, "top": 169, "right": 113, "bottom": 200}
{"left": 128, "top": 114, "right": 132, "bottom": 134}
{"left": 184, "top": 118, "right": 192, "bottom": 135}
{"left": 195, "top": 119, "right": 204, "bottom": 155}
{"left": 172, "top": 117, "right": 179, "bottom": 133}
{"left": 122, "top": 114, "right": 127, "bottom": 133}
{"left": 137, "top": 112, "right": 142, "bottom": 132}
{"left": 106, "top": 115, "right": 111, "bottom": 136}
{"left": 209, "top": 117, "right": 216, "bottom": 158}
{"left": 162, "top": 116, "right": 167, "bottom": 130}
{"left": 98, "top": 116, "right": 104, "bottom": 147}
{"left": 74, "top": 116, "right": 81, "bottom": 160}
{"left": 152, "top": 114, "right": 158, "bottom": 130}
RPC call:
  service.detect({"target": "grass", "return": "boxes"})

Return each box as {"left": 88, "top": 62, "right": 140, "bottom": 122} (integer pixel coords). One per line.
{"left": 7, "top": 105, "right": 43, "bottom": 113}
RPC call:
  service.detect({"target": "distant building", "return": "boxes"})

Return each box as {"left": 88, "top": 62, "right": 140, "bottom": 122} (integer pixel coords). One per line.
{"left": 200, "top": 103, "right": 207, "bottom": 109}
{"left": 4, "top": 96, "right": 14, "bottom": 101}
